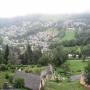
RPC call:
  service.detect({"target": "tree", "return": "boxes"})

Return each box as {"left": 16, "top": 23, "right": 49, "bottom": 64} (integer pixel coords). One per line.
{"left": 20, "top": 52, "right": 28, "bottom": 65}
{"left": 81, "top": 45, "right": 90, "bottom": 61}
{"left": 20, "top": 45, "right": 42, "bottom": 65}
{"left": 39, "top": 53, "right": 50, "bottom": 66}
{"left": 33, "top": 48, "right": 42, "bottom": 64}
{"left": 4, "top": 45, "right": 9, "bottom": 64}
{"left": 26, "top": 44, "right": 33, "bottom": 64}
{"left": 0, "top": 50, "right": 4, "bottom": 64}
{"left": 52, "top": 46, "right": 68, "bottom": 66}
{"left": 21, "top": 44, "right": 33, "bottom": 64}
{"left": 84, "top": 61, "right": 90, "bottom": 85}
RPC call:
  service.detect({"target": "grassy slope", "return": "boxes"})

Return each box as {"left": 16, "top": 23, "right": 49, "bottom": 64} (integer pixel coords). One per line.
{"left": 56, "top": 60, "right": 87, "bottom": 75}
{"left": 45, "top": 80, "right": 86, "bottom": 90}
{"left": 67, "top": 60, "right": 87, "bottom": 74}
{"left": 61, "top": 29, "right": 75, "bottom": 41}
{"left": 44, "top": 60, "right": 87, "bottom": 90}
{"left": 54, "top": 29, "right": 75, "bottom": 42}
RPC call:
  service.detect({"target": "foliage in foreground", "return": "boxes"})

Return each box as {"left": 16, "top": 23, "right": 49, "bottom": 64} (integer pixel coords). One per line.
{"left": 44, "top": 80, "right": 85, "bottom": 90}
{"left": 84, "top": 61, "right": 90, "bottom": 85}
{"left": 14, "top": 78, "right": 24, "bottom": 88}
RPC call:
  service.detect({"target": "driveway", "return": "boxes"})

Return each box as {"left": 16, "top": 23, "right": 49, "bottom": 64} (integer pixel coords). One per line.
{"left": 70, "top": 75, "right": 81, "bottom": 81}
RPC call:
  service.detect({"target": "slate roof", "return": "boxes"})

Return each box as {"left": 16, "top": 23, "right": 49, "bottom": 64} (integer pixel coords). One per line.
{"left": 41, "top": 64, "right": 53, "bottom": 78}
{"left": 14, "top": 71, "right": 42, "bottom": 90}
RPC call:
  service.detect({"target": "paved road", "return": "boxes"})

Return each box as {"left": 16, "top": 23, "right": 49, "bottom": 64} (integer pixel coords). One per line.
{"left": 70, "top": 75, "right": 81, "bottom": 81}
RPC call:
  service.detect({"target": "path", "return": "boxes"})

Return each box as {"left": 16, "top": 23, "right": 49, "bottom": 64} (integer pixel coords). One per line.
{"left": 70, "top": 75, "right": 81, "bottom": 81}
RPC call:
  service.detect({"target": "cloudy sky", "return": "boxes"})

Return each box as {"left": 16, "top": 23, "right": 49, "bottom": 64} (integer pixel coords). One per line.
{"left": 0, "top": 0, "right": 90, "bottom": 17}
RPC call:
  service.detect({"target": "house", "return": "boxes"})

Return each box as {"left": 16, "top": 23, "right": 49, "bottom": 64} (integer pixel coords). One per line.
{"left": 41, "top": 64, "right": 53, "bottom": 79}
{"left": 14, "top": 71, "right": 45, "bottom": 90}
{"left": 14, "top": 64, "right": 53, "bottom": 90}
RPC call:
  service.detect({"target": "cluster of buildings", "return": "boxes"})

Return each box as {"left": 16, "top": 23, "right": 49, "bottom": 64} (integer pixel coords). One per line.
{"left": 0, "top": 18, "right": 86, "bottom": 53}
{"left": 0, "top": 22, "right": 59, "bottom": 52}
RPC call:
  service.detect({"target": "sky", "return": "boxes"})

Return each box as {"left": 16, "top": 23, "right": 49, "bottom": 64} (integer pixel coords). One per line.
{"left": 0, "top": 0, "right": 90, "bottom": 18}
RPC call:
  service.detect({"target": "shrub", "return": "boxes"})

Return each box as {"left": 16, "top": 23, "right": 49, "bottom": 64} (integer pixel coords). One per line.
{"left": 33, "top": 68, "right": 42, "bottom": 74}
{"left": 8, "top": 75, "right": 13, "bottom": 83}
{"left": 84, "top": 61, "right": 90, "bottom": 85}
{"left": 31, "top": 65, "right": 35, "bottom": 68}
{"left": 0, "top": 64, "right": 8, "bottom": 71}
{"left": 3, "top": 82, "right": 9, "bottom": 89}
{"left": 5, "top": 73, "right": 13, "bottom": 84}
{"left": 14, "top": 78, "right": 24, "bottom": 88}
{"left": 55, "top": 77, "right": 60, "bottom": 83}
{"left": 5, "top": 73, "right": 10, "bottom": 79}
{"left": 25, "top": 69, "right": 32, "bottom": 73}
{"left": 8, "top": 64, "right": 16, "bottom": 70}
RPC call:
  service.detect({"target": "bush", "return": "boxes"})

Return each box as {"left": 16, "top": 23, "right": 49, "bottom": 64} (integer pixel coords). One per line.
{"left": 33, "top": 68, "right": 42, "bottom": 74}
{"left": 84, "top": 61, "right": 90, "bottom": 85}
{"left": 5, "top": 73, "right": 13, "bottom": 84}
{"left": 25, "top": 69, "right": 32, "bottom": 73}
{"left": 3, "top": 82, "right": 9, "bottom": 89}
{"left": 0, "top": 64, "right": 8, "bottom": 71}
{"left": 8, "top": 64, "right": 16, "bottom": 70}
{"left": 8, "top": 75, "right": 13, "bottom": 83}
{"left": 55, "top": 77, "right": 60, "bottom": 83}
{"left": 5, "top": 73, "right": 10, "bottom": 79}
{"left": 31, "top": 65, "right": 35, "bottom": 68}
{"left": 14, "top": 78, "right": 24, "bottom": 88}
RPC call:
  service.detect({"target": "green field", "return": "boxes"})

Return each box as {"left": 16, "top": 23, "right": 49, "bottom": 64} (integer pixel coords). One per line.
{"left": 67, "top": 60, "right": 87, "bottom": 74}
{"left": 54, "top": 29, "right": 75, "bottom": 42}
{"left": 61, "top": 29, "right": 75, "bottom": 41}
{"left": 56, "top": 60, "right": 87, "bottom": 75}
{"left": 44, "top": 60, "right": 87, "bottom": 90}
{"left": 44, "top": 80, "right": 86, "bottom": 90}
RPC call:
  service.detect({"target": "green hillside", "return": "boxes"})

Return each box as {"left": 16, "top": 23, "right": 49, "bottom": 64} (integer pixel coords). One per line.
{"left": 55, "top": 29, "right": 76, "bottom": 43}
{"left": 61, "top": 29, "right": 75, "bottom": 41}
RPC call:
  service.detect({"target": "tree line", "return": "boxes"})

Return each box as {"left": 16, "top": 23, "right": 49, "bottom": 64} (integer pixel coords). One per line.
{"left": 0, "top": 44, "right": 68, "bottom": 66}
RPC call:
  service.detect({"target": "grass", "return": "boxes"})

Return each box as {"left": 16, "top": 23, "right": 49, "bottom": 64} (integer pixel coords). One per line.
{"left": 23, "top": 65, "right": 45, "bottom": 75}
{"left": 55, "top": 29, "right": 75, "bottom": 42}
{"left": 0, "top": 71, "right": 13, "bottom": 88}
{"left": 67, "top": 60, "right": 87, "bottom": 74}
{"left": 44, "top": 80, "right": 86, "bottom": 90}
{"left": 56, "top": 60, "right": 87, "bottom": 75}
{"left": 0, "top": 72, "right": 7, "bottom": 88}
{"left": 44, "top": 60, "right": 87, "bottom": 90}
{"left": 61, "top": 29, "right": 75, "bottom": 41}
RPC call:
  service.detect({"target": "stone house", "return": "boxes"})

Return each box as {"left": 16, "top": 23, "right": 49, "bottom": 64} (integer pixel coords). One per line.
{"left": 14, "top": 64, "right": 53, "bottom": 90}
{"left": 14, "top": 71, "right": 45, "bottom": 90}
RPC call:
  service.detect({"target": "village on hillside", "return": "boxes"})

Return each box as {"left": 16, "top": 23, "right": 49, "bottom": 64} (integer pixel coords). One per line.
{"left": 1, "top": 14, "right": 90, "bottom": 90}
